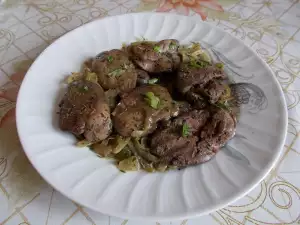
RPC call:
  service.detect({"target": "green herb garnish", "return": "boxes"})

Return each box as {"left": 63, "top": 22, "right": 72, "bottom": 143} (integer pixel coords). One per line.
{"left": 107, "top": 56, "right": 113, "bottom": 62}
{"left": 199, "top": 52, "right": 211, "bottom": 63}
{"left": 108, "top": 63, "right": 131, "bottom": 76}
{"left": 144, "top": 91, "right": 160, "bottom": 109}
{"left": 215, "top": 62, "right": 224, "bottom": 69}
{"left": 153, "top": 45, "right": 160, "bottom": 53}
{"left": 78, "top": 85, "right": 89, "bottom": 92}
{"left": 215, "top": 101, "right": 231, "bottom": 111}
{"left": 182, "top": 123, "right": 190, "bottom": 137}
{"left": 148, "top": 78, "right": 158, "bottom": 84}
{"left": 108, "top": 68, "right": 125, "bottom": 77}
{"left": 189, "top": 60, "right": 209, "bottom": 68}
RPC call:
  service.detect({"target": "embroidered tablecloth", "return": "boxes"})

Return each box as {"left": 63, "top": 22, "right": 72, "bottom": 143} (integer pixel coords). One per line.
{"left": 0, "top": 0, "right": 300, "bottom": 224}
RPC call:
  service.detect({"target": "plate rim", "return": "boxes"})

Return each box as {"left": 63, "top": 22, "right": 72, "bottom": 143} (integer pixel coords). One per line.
{"left": 16, "top": 12, "right": 288, "bottom": 221}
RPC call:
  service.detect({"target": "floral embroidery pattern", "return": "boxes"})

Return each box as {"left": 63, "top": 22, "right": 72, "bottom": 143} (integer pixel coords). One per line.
{"left": 142, "top": 0, "right": 224, "bottom": 20}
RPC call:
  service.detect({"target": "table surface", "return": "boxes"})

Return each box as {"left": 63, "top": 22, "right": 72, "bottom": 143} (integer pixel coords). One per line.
{"left": 0, "top": 0, "right": 300, "bottom": 224}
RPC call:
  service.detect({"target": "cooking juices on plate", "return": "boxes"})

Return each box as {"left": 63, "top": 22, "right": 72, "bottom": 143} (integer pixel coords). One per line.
{"left": 58, "top": 39, "right": 239, "bottom": 172}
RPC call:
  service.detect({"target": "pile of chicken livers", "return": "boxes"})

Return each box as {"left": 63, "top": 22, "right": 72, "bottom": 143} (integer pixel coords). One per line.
{"left": 58, "top": 39, "right": 237, "bottom": 172}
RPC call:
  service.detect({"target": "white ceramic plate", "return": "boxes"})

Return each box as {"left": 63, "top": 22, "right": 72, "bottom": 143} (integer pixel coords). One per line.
{"left": 16, "top": 13, "right": 288, "bottom": 220}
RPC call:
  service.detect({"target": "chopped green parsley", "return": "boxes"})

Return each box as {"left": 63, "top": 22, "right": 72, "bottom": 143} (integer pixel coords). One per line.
{"left": 148, "top": 78, "right": 158, "bottom": 84}
{"left": 144, "top": 92, "right": 160, "bottom": 109}
{"left": 153, "top": 45, "right": 160, "bottom": 53}
{"left": 189, "top": 60, "right": 209, "bottom": 68}
{"left": 182, "top": 123, "right": 190, "bottom": 137}
{"left": 215, "top": 62, "right": 224, "bottom": 69}
{"left": 107, "top": 56, "right": 113, "bottom": 63}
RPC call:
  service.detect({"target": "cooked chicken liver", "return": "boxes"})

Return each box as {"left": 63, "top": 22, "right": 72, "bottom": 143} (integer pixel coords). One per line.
{"left": 59, "top": 39, "right": 239, "bottom": 172}
{"left": 59, "top": 80, "right": 112, "bottom": 142}
{"left": 150, "top": 110, "right": 210, "bottom": 157}
{"left": 177, "top": 65, "right": 225, "bottom": 93}
{"left": 150, "top": 127, "right": 198, "bottom": 157}
{"left": 201, "top": 108, "right": 236, "bottom": 148}
{"left": 185, "top": 91, "right": 208, "bottom": 109}
{"left": 170, "top": 140, "right": 218, "bottom": 167}
{"left": 112, "top": 85, "right": 177, "bottom": 137}
{"left": 173, "top": 110, "right": 210, "bottom": 135}
{"left": 150, "top": 108, "right": 236, "bottom": 167}
{"left": 201, "top": 79, "right": 225, "bottom": 103}
{"left": 128, "top": 39, "right": 181, "bottom": 73}
{"left": 189, "top": 79, "right": 225, "bottom": 104}
{"left": 91, "top": 49, "right": 137, "bottom": 92}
